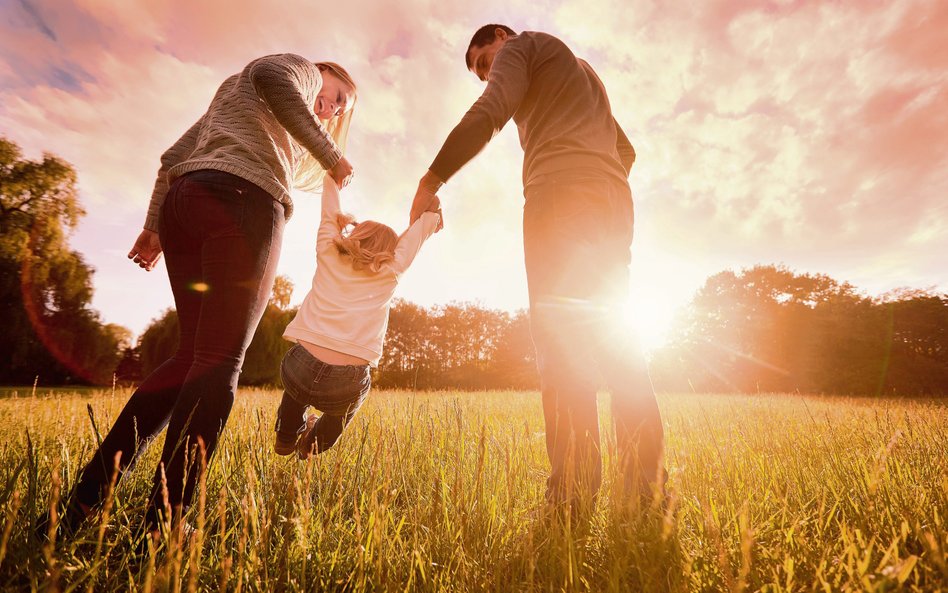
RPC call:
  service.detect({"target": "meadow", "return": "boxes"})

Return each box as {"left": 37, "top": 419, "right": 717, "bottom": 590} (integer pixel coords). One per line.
{"left": 0, "top": 388, "right": 944, "bottom": 592}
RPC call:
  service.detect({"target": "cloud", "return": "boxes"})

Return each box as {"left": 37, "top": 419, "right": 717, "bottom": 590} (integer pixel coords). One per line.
{"left": 1, "top": 0, "right": 945, "bottom": 336}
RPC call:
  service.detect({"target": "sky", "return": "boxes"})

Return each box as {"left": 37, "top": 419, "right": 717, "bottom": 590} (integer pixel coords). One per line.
{"left": 2, "top": 0, "right": 946, "bottom": 349}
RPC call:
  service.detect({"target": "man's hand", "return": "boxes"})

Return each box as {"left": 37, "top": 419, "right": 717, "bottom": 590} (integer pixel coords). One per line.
{"left": 128, "top": 229, "right": 162, "bottom": 271}
{"left": 410, "top": 170, "right": 445, "bottom": 228}
{"left": 328, "top": 155, "right": 354, "bottom": 187}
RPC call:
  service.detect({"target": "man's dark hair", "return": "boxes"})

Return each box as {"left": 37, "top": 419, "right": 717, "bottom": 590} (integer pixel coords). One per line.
{"left": 465, "top": 24, "right": 518, "bottom": 69}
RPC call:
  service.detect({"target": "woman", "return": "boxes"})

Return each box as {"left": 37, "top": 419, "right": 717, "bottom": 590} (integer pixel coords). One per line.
{"left": 41, "top": 53, "right": 358, "bottom": 537}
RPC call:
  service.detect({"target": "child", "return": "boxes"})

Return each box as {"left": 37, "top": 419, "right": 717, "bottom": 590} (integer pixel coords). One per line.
{"left": 275, "top": 176, "right": 441, "bottom": 459}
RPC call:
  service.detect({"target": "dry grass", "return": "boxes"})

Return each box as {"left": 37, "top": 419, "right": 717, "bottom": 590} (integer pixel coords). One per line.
{"left": 0, "top": 388, "right": 945, "bottom": 592}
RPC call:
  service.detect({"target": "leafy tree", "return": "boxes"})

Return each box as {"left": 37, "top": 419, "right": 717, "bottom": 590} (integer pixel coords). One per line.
{"left": 243, "top": 275, "right": 297, "bottom": 385}
{"left": 652, "top": 265, "right": 948, "bottom": 396}
{"left": 136, "top": 276, "right": 298, "bottom": 386}
{"left": 138, "top": 309, "right": 179, "bottom": 376}
{"left": 0, "top": 137, "right": 126, "bottom": 385}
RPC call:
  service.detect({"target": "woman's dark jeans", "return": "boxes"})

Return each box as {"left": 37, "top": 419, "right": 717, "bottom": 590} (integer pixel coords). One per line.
{"left": 275, "top": 344, "right": 371, "bottom": 453}
{"left": 523, "top": 171, "right": 664, "bottom": 506}
{"left": 73, "top": 169, "right": 285, "bottom": 525}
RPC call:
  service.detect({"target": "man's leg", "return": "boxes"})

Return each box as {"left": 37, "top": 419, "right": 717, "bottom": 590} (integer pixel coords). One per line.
{"left": 590, "top": 181, "right": 665, "bottom": 497}
{"left": 523, "top": 179, "right": 616, "bottom": 506}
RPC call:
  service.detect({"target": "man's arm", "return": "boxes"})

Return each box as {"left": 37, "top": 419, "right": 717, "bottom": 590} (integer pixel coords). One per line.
{"left": 427, "top": 41, "right": 531, "bottom": 183}
{"left": 410, "top": 170, "right": 445, "bottom": 229}
{"left": 614, "top": 118, "right": 636, "bottom": 176}
{"left": 411, "top": 40, "right": 532, "bottom": 226}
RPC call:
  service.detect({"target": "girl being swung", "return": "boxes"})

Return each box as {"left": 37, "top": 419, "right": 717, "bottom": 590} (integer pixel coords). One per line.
{"left": 275, "top": 177, "right": 441, "bottom": 457}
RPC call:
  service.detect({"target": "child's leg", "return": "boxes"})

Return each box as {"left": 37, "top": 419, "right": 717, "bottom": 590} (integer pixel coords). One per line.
{"left": 310, "top": 406, "right": 357, "bottom": 453}
{"left": 275, "top": 391, "right": 307, "bottom": 440}
{"left": 297, "top": 367, "right": 370, "bottom": 459}
{"left": 274, "top": 344, "right": 314, "bottom": 447}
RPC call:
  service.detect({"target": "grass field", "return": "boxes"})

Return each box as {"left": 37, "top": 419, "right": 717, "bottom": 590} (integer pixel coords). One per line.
{"left": 0, "top": 388, "right": 945, "bottom": 592}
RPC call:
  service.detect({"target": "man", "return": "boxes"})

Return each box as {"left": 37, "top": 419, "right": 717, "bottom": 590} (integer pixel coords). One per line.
{"left": 410, "top": 25, "right": 665, "bottom": 510}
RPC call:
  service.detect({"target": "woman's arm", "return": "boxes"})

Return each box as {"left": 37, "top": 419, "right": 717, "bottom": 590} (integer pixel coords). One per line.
{"left": 249, "top": 54, "right": 342, "bottom": 171}
{"left": 143, "top": 116, "right": 204, "bottom": 232}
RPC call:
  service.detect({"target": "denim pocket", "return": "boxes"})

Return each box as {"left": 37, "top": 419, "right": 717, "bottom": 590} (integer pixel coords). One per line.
{"left": 311, "top": 367, "right": 370, "bottom": 415}
{"left": 280, "top": 345, "right": 313, "bottom": 402}
{"left": 180, "top": 177, "right": 246, "bottom": 238}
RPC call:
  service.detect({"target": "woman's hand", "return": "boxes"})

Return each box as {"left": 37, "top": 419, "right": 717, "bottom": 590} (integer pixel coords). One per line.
{"left": 128, "top": 229, "right": 163, "bottom": 271}
{"left": 328, "top": 156, "right": 354, "bottom": 187}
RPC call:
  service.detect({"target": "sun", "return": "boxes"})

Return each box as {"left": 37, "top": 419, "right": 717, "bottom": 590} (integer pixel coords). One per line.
{"left": 620, "top": 292, "right": 679, "bottom": 353}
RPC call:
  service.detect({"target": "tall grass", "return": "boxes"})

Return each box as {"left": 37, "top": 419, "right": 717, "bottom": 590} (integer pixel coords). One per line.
{"left": 0, "top": 389, "right": 944, "bottom": 591}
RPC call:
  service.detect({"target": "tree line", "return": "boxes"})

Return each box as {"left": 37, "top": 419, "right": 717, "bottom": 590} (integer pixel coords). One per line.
{"left": 122, "top": 267, "right": 946, "bottom": 397}
{"left": 3, "top": 137, "right": 946, "bottom": 396}
{"left": 118, "top": 293, "right": 539, "bottom": 391}
{"left": 650, "top": 266, "right": 948, "bottom": 396}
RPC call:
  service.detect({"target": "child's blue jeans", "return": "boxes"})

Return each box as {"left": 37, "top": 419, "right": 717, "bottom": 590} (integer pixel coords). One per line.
{"left": 275, "top": 343, "right": 371, "bottom": 453}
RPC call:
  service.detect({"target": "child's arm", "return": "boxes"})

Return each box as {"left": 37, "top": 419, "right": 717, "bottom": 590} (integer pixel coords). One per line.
{"left": 391, "top": 209, "right": 441, "bottom": 276}
{"left": 316, "top": 175, "right": 342, "bottom": 250}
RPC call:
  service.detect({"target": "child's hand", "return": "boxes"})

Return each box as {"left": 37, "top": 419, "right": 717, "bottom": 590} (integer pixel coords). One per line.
{"left": 426, "top": 195, "right": 444, "bottom": 232}
{"left": 410, "top": 171, "right": 444, "bottom": 226}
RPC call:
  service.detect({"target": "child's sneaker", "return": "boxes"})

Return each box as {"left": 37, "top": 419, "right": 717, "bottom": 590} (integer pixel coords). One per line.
{"left": 296, "top": 414, "right": 319, "bottom": 460}
{"left": 274, "top": 432, "right": 298, "bottom": 456}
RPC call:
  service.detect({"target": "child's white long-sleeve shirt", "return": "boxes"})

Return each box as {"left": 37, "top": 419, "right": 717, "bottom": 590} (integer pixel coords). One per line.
{"left": 283, "top": 180, "right": 440, "bottom": 366}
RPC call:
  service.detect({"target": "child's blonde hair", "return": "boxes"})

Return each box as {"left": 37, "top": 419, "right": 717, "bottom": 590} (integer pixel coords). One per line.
{"left": 333, "top": 213, "right": 398, "bottom": 273}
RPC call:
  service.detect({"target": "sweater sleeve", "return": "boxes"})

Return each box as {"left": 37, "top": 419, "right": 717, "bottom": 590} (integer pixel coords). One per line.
{"left": 316, "top": 176, "right": 342, "bottom": 250}
{"left": 391, "top": 212, "right": 440, "bottom": 275}
{"left": 614, "top": 118, "right": 636, "bottom": 176}
{"left": 143, "top": 116, "right": 203, "bottom": 231}
{"left": 249, "top": 54, "right": 342, "bottom": 171}
{"left": 429, "top": 39, "right": 531, "bottom": 182}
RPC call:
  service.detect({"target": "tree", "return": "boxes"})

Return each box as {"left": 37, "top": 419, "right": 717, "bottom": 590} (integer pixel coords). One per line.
{"left": 0, "top": 137, "right": 127, "bottom": 385}
{"left": 138, "top": 309, "right": 179, "bottom": 376}
{"left": 243, "top": 275, "right": 297, "bottom": 385}
{"left": 651, "top": 265, "right": 948, "bottom": 396}
{"left": 137, "top": 276, "right": 299, "bottom": 386}
{"left": 270, "top": 274, "right": 294, "bottom": 310}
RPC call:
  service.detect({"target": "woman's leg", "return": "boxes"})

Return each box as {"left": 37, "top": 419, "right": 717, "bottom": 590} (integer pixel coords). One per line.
{"left": 69, "top": 179, "right": 202, "bottom": 512}
{"left": 146, "top": 171, "right": 285, "bottom": 526}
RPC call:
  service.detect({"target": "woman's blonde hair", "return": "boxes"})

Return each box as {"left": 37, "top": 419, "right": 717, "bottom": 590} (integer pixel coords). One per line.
{"left": 332, "top": 214, "right": 398, "bottom": 273}
{"left": 294, "top": 62, "right": 358, "bottom": 192}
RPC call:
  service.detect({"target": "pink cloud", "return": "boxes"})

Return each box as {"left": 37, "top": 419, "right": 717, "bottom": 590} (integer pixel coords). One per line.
{"left": 0, "top": 0, "right": 944, "bottom": 337}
